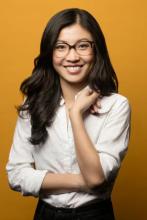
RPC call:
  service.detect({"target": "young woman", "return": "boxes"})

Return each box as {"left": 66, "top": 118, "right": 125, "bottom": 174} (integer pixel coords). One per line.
{"left": 6, "top": 8, "right": 131, "bottom": 220}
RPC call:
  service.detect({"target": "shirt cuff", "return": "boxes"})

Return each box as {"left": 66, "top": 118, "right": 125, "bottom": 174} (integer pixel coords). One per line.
{"left": 21, "top": 169, "right": 48, "bottom": 197}
{"left": 98, "top": 152, "right": 120, "bottom": 182}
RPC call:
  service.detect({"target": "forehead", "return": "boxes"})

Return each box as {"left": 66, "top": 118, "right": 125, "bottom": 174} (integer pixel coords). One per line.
{"left": 57, "top": 23, "right": 93, "bottom": 43}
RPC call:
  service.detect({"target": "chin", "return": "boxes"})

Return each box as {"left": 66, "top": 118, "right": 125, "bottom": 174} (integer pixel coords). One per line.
{"left": 66, "top": 76, "right": 88, "bottom": 85}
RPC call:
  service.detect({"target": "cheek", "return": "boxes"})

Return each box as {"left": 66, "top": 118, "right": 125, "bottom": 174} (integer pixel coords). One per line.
{"left": 84, "top": 54, "right": 94, "bottom": 64}
{"left": 52, "top": 55, "right": 62, "bottom": 67}
{"left": 85, "top": 56, "right": 94, "bottom": 70}
{"left": 52, "top": 56, "right": 65, "bottom": 75}
{"left": 85, "top": 56, "right": 95, "bottom": 72}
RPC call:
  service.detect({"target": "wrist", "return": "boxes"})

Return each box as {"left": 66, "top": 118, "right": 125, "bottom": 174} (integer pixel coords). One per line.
{"left": 69, "top": 107, "right": 82, "bottom": 118}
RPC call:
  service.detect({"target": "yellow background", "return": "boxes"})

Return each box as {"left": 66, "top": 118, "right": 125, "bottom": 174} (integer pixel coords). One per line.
{"left": 0, "top": 1, "right": 147, "bottom": 219}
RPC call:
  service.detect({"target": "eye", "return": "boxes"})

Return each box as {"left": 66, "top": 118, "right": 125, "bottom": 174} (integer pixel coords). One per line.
{"left": 77, "top": 42, "right": 90, "bottom": 50}
{"left": 55, "top": 44, "right": 67, "bottom": 51}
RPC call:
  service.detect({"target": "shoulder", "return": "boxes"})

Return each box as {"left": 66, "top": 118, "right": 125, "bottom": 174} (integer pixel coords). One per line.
{"left": 98, "top": 93, "right": 131, "bottom": 114}
{"left": 16, "top": 111, "right": 31, "bottom": 134}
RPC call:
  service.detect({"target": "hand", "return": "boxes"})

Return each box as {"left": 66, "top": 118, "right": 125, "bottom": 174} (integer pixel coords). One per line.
{"left": 89, "top": 97, "right": 101, "bottom": 115}
{"left": 69, "top": 86, "right": 101, "bottom": 115}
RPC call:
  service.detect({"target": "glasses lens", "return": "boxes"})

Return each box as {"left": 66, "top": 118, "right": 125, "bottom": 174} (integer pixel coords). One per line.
{"left": 54, "top": 43, "right": 68, "bottom": 57}
{"left": 76, "top": 41, "right": 93, "bottom": 56}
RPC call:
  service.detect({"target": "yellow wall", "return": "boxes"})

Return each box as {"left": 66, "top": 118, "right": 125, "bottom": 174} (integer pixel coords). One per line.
{"left": 0, "top": 1, "right": 147, "bottom": 219}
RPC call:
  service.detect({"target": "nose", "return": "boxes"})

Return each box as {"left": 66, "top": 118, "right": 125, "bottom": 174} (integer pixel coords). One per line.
{"left": 65, "top": 48, "right": 80, "bottom": 62}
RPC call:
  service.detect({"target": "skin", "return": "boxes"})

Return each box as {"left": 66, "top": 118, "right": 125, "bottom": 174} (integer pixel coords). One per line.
{"left": 52, "top": 23, "right": 101, "bottom": 112}
{"left": 41, "top": 23, "right": 105, "bottom": 194}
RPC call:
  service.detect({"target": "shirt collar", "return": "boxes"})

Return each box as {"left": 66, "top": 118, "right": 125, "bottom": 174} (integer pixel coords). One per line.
{"left": 59, "top": 96, "right": 65, "bottom": 106}
{"left": 59, "top": 89, "right": 81, "bottom": 106}
{"left": 59, "top": 94, "right": 79, "bottom": 106}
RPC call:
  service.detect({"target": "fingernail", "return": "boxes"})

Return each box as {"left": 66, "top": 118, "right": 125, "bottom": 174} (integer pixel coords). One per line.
{"left": 97, "top": 103, "right": 101, "bottom": 108}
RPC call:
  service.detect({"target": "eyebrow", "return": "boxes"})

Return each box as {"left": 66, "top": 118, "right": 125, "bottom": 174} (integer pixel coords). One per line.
{"left": 56, "top": 38, "right": 92, "bottom": 44}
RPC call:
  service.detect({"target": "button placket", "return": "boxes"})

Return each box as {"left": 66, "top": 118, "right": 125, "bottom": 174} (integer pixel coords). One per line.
{"left": 67, "top": 120, "right": 74, "bottom": 172}
{"left": 61, "top": 106, "right": 73, "bottom": 172}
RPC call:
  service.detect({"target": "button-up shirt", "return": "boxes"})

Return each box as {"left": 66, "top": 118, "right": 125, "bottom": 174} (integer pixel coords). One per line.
{"left": 6, "top": 93, "right": 131, "bottom": 208}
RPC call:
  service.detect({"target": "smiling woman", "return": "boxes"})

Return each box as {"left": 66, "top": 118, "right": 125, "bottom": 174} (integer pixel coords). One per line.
{"left": 6, "top": 8, "right": 131, "bottom": 220}
{"left": 53, "top": 23, "right": 94, "bottom": 86}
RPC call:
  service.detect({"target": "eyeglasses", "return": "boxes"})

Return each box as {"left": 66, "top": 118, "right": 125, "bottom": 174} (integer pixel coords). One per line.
{"left": 54, "top": 40, "right": 94, "bottom": 58}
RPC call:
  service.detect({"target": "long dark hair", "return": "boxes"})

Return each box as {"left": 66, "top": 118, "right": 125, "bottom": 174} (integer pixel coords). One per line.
{"left": 17, "top": 8, "right": 118, "bottom": 145}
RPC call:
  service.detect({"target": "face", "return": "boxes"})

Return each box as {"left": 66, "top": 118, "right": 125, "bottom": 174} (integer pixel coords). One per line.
{"left": 52, "top": 23, "right": 94, "bottom": 89}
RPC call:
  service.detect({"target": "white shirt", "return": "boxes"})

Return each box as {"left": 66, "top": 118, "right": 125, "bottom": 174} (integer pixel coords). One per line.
{"left": 6, "top": 93, "right": 131, "bottom": 208}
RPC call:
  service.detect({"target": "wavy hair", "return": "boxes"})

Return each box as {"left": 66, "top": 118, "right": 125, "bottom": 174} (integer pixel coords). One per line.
{"left": 17, "top": 8, "right": 118, "bottom": 145}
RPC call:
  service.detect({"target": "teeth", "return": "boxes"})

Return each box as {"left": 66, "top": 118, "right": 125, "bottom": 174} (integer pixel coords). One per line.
{"left": 66, "top": 66, "right": 82, "bottom": 72}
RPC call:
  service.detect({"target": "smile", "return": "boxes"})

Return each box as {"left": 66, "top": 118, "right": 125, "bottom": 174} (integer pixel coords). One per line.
{"left": 64, "top": 65, "right": 83, "bottom": 73}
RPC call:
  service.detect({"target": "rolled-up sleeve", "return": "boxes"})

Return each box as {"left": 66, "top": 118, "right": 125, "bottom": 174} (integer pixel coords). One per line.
{"left": 6, "top": 115, "right": 48, "bottom": 197}
{"left": 96, "top": 98, "right": 131, "bottom": 182}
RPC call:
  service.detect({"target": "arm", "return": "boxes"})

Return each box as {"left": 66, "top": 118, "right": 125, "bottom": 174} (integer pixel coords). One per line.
{"left": 95, "top": 97, "right": 131, "bottom": 182}
{"left": 6, "top": 115, "right": 89, "bottom": 196}
{"left": 69, "top": 87, "right": 105, "bottom": 189}
{"left": 69, "top": 89, "right": 131, "bottom": 188}
{"left": 40, "top": 172, "right": 89, "bottom": 194}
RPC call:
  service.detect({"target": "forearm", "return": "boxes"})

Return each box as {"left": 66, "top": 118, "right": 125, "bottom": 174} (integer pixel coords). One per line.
{"left": 69, "top": 110, "right": 105, "bottom": 188}
{"left": 40, "top": 172, "right": 90, "bottom": 194}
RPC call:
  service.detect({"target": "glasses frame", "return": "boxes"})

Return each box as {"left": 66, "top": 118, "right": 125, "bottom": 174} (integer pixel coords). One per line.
{"left": 54, "top": 40, "right": 94, "bottom": 58}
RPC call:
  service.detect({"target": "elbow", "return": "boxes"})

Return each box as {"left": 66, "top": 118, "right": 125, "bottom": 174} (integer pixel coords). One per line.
{"left": 8, "top": 182, "right": 21, "bottom": 193}
{"left": 86, "top": 175, "right": 106, "bottom": 191}
{"left": 7, "top": 173, "right": 21, "bottom": 193}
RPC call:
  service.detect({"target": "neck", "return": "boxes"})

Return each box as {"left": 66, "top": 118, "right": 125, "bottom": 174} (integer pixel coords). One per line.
{"left": 60, "top": 78, "right": 87, "bottom": 105}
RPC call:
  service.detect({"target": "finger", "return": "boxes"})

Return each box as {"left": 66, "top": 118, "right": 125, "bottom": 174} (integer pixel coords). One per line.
{"left": 83, "top": 87, "right": 93, "bottom": 95}
{"left": 90, "top": 108, "right": 95, "bottom": 114}
{"left": 90, "top": 107, "right": 99, "bottom": 115}
{"left": 90, "top": 91, "right": 99, "bottom": 101}
{"left": 96, "top": 100, "right": 101, "bottom": 108}
{"left": 90, "top": 104, "right": 98, "bottom": 113}
{"left": 84, "top": 93, "right": 99, "bottom": 109}
{"left": 93, "top": 104, "right": 99, "bottom": 112}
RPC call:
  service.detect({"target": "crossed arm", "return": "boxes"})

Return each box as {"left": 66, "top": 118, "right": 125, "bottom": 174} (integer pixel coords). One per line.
{"left": 41, "top": 88, "right": 105, "bottom": 194}
{"left": 41, "top": 111, "right": 105, "bottom": 194}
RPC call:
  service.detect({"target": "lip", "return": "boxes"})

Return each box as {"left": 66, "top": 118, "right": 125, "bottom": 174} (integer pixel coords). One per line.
{"left": 63, "top": 65, "right": 84, "bottom": 68}
{"left": 64, "top": 65, "right": 84, "bottom": 74}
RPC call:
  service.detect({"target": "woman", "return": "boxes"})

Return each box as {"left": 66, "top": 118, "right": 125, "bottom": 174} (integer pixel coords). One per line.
{"left": 6, "top": 8, "right": 131, "bottom": 220}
